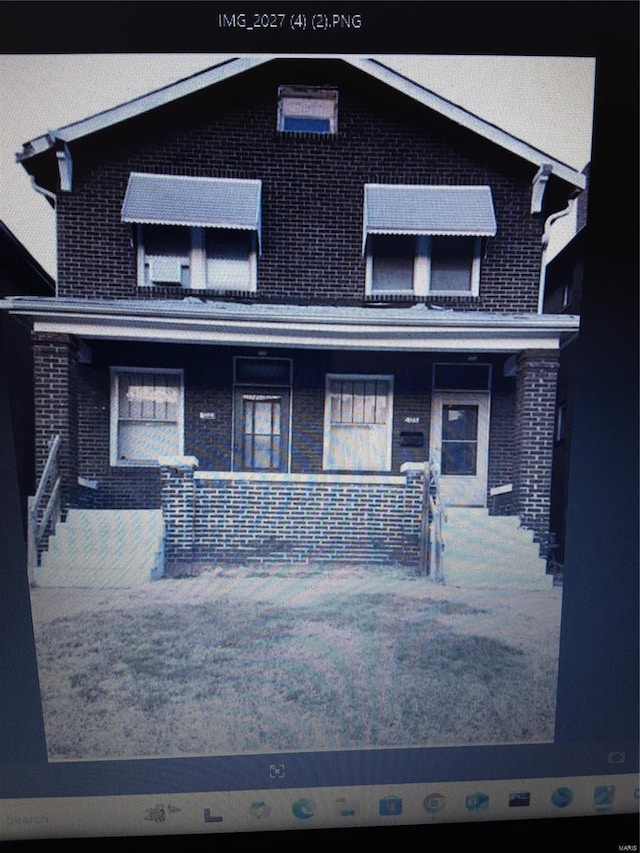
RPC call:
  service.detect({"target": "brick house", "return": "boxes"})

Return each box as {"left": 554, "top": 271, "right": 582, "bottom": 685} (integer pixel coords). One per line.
{"left": 4, "top": 57, "right": 585, "bottom": 583}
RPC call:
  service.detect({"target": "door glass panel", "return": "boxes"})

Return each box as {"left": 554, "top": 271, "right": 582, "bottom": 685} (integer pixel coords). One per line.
{"left": 441, "top": 404, "right": 478, "bottom": 475}
{"left": 242, "top": 396, "right": 281, "bottom": 471}
{"left": 250, "top": 433, "right": 278, "bottom": 470}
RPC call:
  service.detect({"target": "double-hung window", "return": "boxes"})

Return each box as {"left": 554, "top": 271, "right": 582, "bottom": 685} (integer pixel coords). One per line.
{"left": 368, "top": 233, "right": 481, "bottom": 296}
{"left": 136, "top": 225, "right": 257, "bottom": 290}
{"left": 323, "top": 375, "right": 393, "bottom": 472}
{"left": 122, "top": 173, "right": 261, "bottom": 292}
{"left": 110, "top": 368, "right": 184, "bottom": 466}
{"left": 363, "top": 184, "right": 497, "bottom": 297}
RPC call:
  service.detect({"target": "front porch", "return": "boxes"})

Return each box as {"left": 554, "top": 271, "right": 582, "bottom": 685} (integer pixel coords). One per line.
{"left": 29, "top": 432, "right": 551, "bottom": 589}
{"left": 16, "top": 299, "right": 577, "bottom": 584}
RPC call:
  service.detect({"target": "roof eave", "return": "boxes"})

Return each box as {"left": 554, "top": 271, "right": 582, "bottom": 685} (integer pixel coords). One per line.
{"left": 15, "top": 55, "right": 586, "bottom": 193}
{"left": 16, "top": 56, "right": 270, "bottom": 165}
{"left": 350, "top": 58, "right": 586, "bottom": 192}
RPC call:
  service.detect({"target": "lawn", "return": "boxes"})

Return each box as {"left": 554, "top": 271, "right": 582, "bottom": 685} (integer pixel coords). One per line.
{"left": 29, "top": 564, "right": 562, "bottom": 760}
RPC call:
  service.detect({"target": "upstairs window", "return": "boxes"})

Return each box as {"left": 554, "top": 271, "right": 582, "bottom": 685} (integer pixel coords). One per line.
{"left": 368, "top": 234, "right": 481, "bottom": 296}
{"left": 363, "top": 184, "right": 497, "bottom": 298}
{"left": 137, "top": 225, "right": 257, "bottom": 291}
{"left": 122, "top": 173, "right": 261, "bottom": 292}
{"left": 277, "top": 86, "right": 338, "bottom": 134}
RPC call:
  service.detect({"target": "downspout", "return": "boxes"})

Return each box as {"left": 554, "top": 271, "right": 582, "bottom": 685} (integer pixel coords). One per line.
{"left": 30, "top": 176, "right": 56, "bottom": 205}
{"left": 537, "top": 199, "right": 575, "bottom": 314}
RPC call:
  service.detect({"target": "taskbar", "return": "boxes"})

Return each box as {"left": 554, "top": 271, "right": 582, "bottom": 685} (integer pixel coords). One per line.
{"left": 1, "top": 773, "right": 638, "bottom": 840}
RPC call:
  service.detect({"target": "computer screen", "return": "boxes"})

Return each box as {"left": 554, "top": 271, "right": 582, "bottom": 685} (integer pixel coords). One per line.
{"left": 1, "top": 2, "right": 638, "bottom": 849}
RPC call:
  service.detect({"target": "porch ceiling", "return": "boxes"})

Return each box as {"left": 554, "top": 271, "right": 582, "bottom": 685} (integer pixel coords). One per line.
{"left": 4, "top": 297, "right": 579, "bottom": 352}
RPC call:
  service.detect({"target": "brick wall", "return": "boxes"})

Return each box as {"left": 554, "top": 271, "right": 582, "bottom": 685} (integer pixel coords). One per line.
{"left": 160, "top": 464, "right": 421, "bottom": 570}
{"left": 55, "top": 59, "right": 545, "bottom": 312}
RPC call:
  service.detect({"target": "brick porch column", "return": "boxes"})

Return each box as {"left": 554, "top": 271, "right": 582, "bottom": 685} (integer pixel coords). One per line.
{"left": 32, "top": 331, "right": 78, "bottom": 507}
{"left": 514, "top": 349, "right": 560, "bottom": 554}
{"left": 401, "top": 462, "right": 427, "bottom": 568}
{"left": 159, "top": 456, "right": 199, "bottom": 569}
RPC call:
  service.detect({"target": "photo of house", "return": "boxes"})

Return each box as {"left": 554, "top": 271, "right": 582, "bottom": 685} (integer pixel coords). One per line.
{"left": 4, "top": 55, "right": 585, "bottom": 586}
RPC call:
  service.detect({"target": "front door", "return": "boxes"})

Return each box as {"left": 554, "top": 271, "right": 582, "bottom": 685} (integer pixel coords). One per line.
{"left": 233, "top": 387, "right": 290, "bottom": 472}
{"left": 429, "top": 392, "right": 490, "bottom": 506}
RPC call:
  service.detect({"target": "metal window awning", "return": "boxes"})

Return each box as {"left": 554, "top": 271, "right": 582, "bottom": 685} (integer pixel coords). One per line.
{"left": 363, "top": 184, "right": 497, "bottom": 251}
{"left": 122, "top": 173, "right": 262, "bottom": 244}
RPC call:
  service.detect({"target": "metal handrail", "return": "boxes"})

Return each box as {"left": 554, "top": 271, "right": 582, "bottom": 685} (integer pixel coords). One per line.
{"left": 419, "top": 459, "right": 447, "bottom": 582}
{"left": 27, "top": 434, "right": 62, "bottom": 585}
{"left": 429, "top": 460, "right": 447, "bottom": 584}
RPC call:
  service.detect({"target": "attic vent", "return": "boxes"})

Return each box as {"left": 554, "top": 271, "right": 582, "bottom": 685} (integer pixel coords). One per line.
{"left": 277, "top": 86, "right": 338, "bottom": 135}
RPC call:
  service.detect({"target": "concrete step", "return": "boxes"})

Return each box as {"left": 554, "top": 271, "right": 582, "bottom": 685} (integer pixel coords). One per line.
{"left": 37, "top": 509, "right": 165, "bottom": 588}
{"left": 56, "top": 508, "right": 164, "bottom": 540}
{"left": 438, "top": 509, "right": 551, "bottom": 589}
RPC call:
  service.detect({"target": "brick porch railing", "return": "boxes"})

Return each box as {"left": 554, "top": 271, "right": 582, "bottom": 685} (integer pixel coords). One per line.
{"left": 160, "top": 457, "right": 424, "bottom": 573}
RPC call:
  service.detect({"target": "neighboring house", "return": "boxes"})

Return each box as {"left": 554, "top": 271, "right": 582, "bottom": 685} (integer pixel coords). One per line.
{"left": 542, "top": 165, "right": 590, "bottom": 566}
{"left": 3, "top": 56, "right": 585, "bottom": 581}
{"left": 0, "top": 221, "right": 54, "bottom": 538}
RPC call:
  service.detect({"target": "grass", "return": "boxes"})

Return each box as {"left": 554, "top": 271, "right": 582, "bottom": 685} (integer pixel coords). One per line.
{"left": 32, "top": 577, "right": 559, "bottom": 760}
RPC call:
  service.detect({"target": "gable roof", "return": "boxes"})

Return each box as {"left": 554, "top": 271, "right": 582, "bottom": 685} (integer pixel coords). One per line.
{"left": 16, "top": 55, "right": 585, "bottom": 191}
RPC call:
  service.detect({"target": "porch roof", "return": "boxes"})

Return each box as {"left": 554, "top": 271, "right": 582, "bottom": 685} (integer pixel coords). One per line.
{"left": 3, "top": 296, "right": 580, "bottom": 353}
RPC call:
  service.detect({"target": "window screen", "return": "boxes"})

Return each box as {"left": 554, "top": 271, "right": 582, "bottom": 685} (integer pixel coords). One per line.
{"left": 370, "top": 235, "right": 415, "bottom": 292}
{"left": 430, "top": 237, "right": 475, "bottom": 293}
